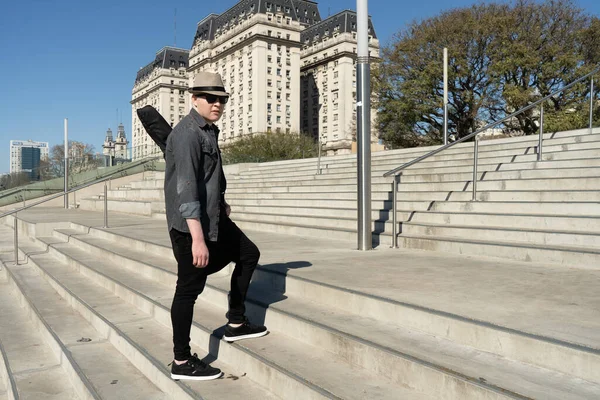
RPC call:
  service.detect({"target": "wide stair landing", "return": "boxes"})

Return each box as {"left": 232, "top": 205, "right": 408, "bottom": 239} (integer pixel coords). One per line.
{"left": 1, "top": 209, "right": 600, "bottom": 399}
{"left": 79, "top": 128, "right": 600, "bottom": 269}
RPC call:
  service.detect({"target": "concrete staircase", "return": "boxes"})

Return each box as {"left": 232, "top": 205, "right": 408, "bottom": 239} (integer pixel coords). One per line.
{"left": 2, "top": 128, "right": 599, "bottom": 398}
{"left": 2, "top": 210, "right": 600, "bottom": 399}
{"left": 79, "top": 127, "right": 600, "bottom": 268}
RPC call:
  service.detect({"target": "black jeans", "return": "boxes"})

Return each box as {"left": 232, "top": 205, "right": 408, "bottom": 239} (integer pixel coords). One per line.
{"left": 169, "top": 216, "right": 260, "bottom": 361}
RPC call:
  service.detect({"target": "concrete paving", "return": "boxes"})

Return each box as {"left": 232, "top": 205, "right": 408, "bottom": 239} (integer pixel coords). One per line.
{"left": 8, "top": 207, "right": 600, "bottom": 351}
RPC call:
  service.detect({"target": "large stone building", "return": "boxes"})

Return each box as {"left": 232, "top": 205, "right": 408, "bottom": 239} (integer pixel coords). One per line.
{"left": 131, "top": 1, "right": 379, "bottom": 157}
{"left": 131, "top": 47, "right": 190, "bottom": 160}
{"left": 9, "top": 140, "right": 49, "bottom": 175}
{"left": 300, "top": 10, "right": 380, "bottom": 155}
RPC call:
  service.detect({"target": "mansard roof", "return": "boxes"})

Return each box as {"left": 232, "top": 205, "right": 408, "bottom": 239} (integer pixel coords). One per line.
{"left": 135, "top": 47, "right": 189, "bottom": 84}
{"left": 300, "top": 9, "right": 377, "bottom": 45}
{"left": 194, "top": 0, "right": 321, "bottom": 43}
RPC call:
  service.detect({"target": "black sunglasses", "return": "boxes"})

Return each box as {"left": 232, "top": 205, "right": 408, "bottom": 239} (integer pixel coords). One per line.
{"left": 198, "top": 94, "right": 229, "bottom": 104}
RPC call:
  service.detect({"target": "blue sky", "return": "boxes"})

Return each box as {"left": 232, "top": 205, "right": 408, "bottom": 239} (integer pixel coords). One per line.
{"left": 1, "top": 0, "right": 599, "bottom": 174}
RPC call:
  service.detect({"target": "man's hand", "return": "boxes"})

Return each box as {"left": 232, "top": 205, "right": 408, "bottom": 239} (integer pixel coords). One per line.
{"left": 192, "top": 239, "right": 209, "bottom": 268}
{"left": 186, "top": 218, "right": 208, "bottom": 268}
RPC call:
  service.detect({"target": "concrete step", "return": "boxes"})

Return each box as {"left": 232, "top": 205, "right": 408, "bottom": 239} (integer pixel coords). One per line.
{"left": 106, "top": 189, "right": 164, "bottom": 202}
{"left": 2, "top": 249, "right": 171, "bottom": 400}
{"left": 232, "top": 205, "right": 600, "bottom": 233}
{"left": 25, "top": 237, "right": 284, "bottom": 400}
{"left": 228, "top": 166, "right": 600, "bottom": 187}
{"left": 225, "top": 176, "right": 600, "bottom": 194}
{"left": 0, "top": 267, "right": 81, "bottom": 400}
{"left": 227, "top": 197, "right": 600, "bottom": 216}
{"left": 241, "top": 143, "right": 600, "bottom": 177}
{"left": 426, "top": 200, "right": 600, "bottom": 215}
{"left": 400, "top": 221, "right": 600, "bottom": 249}
{"left": 399, "top": 232, "right": 600, "bottom": 268}
{"left": 242, "top": 131, "right": 600, "bottom": 169}
{"left": 79, "top": 197, "right": 160, "bottom": 217}
{"left": 46, "top": 227, "right": 600, "bottom": 399}
{"left": 235, "top": 156, "right": 600, "bottom": 183}
{"left": 41, "top": 230, "right": 430, "bottom": 400}
{"left": 61, "top": 219, "right": 600, "bottom": 396}
{"left": 226, "top": 189, "right": 600, "bottom": 203}
{"left": 230, "top": 209, "right": 600, "bottom": 248}
{"left": 241, "top": 129, "right": 599, "bottom": 173}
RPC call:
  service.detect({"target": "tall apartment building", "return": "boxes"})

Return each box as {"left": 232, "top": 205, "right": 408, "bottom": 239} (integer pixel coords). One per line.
{"left": 130, "top": 47, "right": 190, "bottom": 160}
{"left": 132, "top": 1, "right": 379, "bottom": 155}
{"left": 9, "top": 140, "right": 49, "bottom": 174}
{"left": 189, "top": 0, "right": 321, "bottom": 145}
{"left": 300, "top": 10, "right": 380, "bottom": 155}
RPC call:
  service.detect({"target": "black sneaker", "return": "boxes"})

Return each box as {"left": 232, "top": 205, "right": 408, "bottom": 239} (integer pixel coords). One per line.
{"left": 223, "top": 320, "right": 268, "bottom": 342}
{"left": 170, "top": 353, "right": 223, "bottom": 381}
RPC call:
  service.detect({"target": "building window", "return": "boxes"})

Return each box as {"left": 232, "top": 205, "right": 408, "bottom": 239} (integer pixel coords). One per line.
{"left": 277, "top": 116, "right": 281, "bottom": 123}
{"left": 268, "top": 55, "right": 272, "bottom": 63}
{"left": 286, "top": 81, "right": 290, "bottom": 89}
{"left": 268, "top": 67, "right": 272, "bottom": 74}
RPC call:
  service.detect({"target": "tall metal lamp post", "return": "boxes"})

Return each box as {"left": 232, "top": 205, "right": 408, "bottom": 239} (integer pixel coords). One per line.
{"left": 356, "top": 0, "right": 372, "bottom": 250}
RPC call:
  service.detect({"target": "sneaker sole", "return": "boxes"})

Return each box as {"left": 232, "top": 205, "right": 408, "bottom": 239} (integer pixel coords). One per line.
{"left": 223, "top": 330, "right": 268, "bottom": 342}
{"left": 171, "top": 372, "right": 223, "bottom": 381}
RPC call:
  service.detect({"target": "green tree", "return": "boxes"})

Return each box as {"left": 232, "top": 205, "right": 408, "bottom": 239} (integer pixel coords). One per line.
{"left": 493, "top": 0, "right": 593, "bottom": 135}
{"left": 375, "top": 3, "right": 507, "bottom": 148}
{"left": 376, "top": 0, "right": 598, "bottom": 148}
{"left": 221, "top": 132, "right": 318, "bottom": 164}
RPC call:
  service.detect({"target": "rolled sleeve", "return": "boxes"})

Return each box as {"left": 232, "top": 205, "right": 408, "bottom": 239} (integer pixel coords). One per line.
{"left": 179, "top": 201, "right": 201, "bottom": 219}
{"left": 172, "top": 128, "right": 205, "bottom": 220}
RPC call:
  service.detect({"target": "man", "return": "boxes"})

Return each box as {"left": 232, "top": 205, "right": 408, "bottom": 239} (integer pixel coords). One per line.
{"left": 164, "top": 71, "right": 267, "bottom": 381}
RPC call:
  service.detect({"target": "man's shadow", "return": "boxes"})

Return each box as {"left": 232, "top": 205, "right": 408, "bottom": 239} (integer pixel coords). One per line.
{"left": 203, "top": 261, "right": 312, "bottom": 364}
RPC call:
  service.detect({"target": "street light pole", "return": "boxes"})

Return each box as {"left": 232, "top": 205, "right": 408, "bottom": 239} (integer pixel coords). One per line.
{"left": 443, "top": 48, "right": 448, "bottom": 145}
{"left": 356, "top": 0, "right": 372, "bottom": 250}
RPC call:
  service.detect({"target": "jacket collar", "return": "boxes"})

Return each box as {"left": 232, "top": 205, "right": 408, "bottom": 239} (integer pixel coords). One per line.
{"left": 190, "top": 108, "right": 220, "bottom": 134}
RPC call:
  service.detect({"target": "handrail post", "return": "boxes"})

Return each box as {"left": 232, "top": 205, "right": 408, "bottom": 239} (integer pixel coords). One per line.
{"left": 316, "top": 140, "right": 322, "bottom": 175}
{"left": 103, "top": 181, "right": 109, "bottom": 229}
{"left": 64, "top": 118, "right": 69, "bottom": 209}
{"left": 591, "top": 77, "right": 595, "bottom": 134}
{"left": 13, "top": 213, "right": 18, "bottom": 265}
{"left": 472, "top": 136, "right": 479, "bottom": 201}
{"left": 538, "top": 104, "right": 544, "bottom": 162}
{"left": 392, "top": 175, "right": 398, "bottom": 248}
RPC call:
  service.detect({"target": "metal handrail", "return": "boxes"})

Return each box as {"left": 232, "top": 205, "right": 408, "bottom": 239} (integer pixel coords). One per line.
{"left": 2, "top": 154, "right": 162, "bottom": 264}
{"left": 384, "top": 66, "right": 600, "bottom": 178}
{"left": 384, "top": 65, "right": 599, "bottom": 248}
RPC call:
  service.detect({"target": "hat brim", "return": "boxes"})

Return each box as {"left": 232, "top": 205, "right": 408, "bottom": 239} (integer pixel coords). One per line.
{"left": 188, "top": 88, "right": 230, "bottom": 97}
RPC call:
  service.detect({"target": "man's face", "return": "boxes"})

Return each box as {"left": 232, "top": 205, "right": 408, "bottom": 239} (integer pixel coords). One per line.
{"left": 192, "top": 94, "right": 227, "bottom": 123}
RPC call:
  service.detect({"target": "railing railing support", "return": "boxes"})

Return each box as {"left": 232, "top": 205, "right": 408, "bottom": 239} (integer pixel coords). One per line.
{"left": 392, "top": 175, "right": 399, "bottom": 248}
{"left": 591, "top": 77, "right": 595, "bottom": 134}
{"left": 13, "top": 214, "right": 18, "bottom": 266}
{"left": 538, "top": 104, "right": 544, "bottom": 162}
{"left": 472, "top": 136, "right": 479, "bottom": 201}
{"left": 316, "top": 141, "right": 322, "bottom": 175}
{"left": 103, "top": 181, "right": 109, "bottom": 229}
